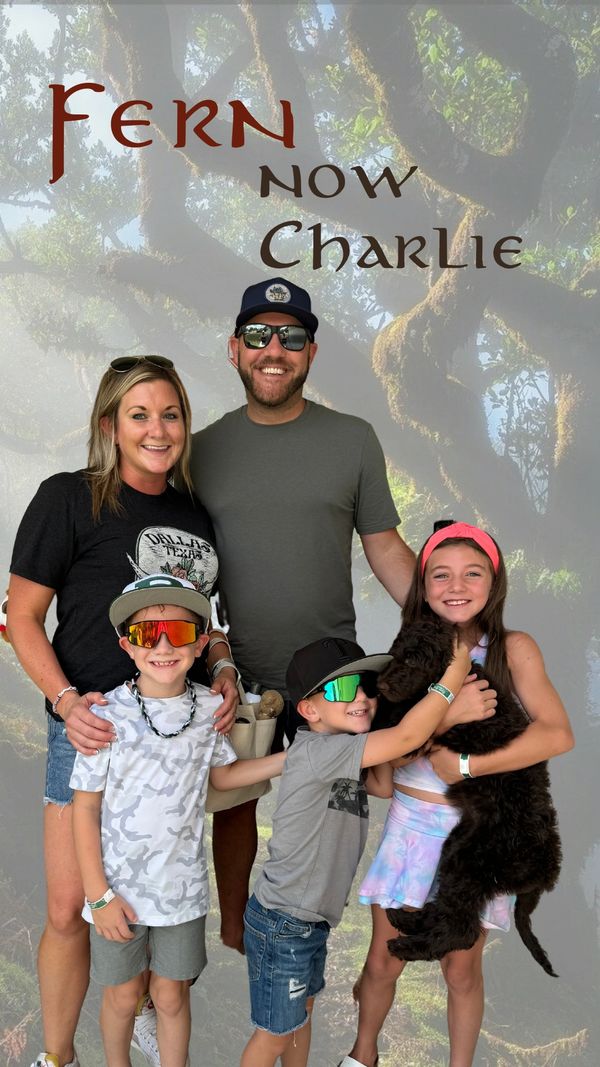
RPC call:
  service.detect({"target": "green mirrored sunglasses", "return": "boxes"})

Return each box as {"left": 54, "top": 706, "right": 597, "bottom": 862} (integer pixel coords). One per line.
{"left": 318, "top": 672, "right": 378, "bottom": 702}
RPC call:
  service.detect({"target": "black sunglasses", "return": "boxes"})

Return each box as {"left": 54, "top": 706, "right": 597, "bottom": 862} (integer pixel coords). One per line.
{"left": 238, "top": 324, "right": 311, "bottom": 351}
{"left": 110, "top": 355, "right": 174, "bottom": 373}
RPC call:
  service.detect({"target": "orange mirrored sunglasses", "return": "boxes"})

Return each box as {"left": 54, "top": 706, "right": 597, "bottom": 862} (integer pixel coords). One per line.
{"left": 124, "top": 619, "right": 205, "bottom": 648}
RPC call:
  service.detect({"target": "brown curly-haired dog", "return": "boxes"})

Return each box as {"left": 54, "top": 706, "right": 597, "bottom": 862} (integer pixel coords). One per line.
{"left": 373, "top": 616, "right": 562, "bottom": 976}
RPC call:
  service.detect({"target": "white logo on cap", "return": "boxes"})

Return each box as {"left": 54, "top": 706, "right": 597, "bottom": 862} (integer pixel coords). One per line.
{"left": 266, "top": 283, "right": 291, "bottom": 304}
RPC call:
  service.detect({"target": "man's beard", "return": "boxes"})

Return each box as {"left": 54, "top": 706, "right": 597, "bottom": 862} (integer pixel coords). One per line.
{"left": 237, "top": 358, "right": 310, "bottom": 408}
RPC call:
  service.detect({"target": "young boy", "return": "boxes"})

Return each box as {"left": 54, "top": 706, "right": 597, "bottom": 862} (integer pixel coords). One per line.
{"left": 240, "top": 634, "right": 470, "bottom": 1067}
{"left": 70, "top": 573, "right": 285, "bottom": 1067}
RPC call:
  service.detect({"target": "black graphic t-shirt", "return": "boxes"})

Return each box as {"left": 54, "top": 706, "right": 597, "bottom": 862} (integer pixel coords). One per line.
{"left": 10, "top": 471, "right": 218, "bottom": 713}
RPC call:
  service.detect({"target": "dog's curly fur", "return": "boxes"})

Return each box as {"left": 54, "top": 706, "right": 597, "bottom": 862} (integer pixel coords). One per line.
{"left": 373, "top": 617, "right": 562, "bottom": 976}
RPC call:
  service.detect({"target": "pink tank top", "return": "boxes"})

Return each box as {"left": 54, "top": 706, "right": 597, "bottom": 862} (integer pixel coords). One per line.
{"left": 392, "top": 635, "right": 488, "bottom": 794}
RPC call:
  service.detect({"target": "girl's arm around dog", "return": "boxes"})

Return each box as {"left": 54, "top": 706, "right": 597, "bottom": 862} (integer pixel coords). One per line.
{"left": 430, "top": 631, "right": 574, "bottom": 782}
{"left": 435, "top": 673, "right": 497, "bottom": 733}
{"left": 362, "top": 641, "right": 471, "bottom": 769}
{"left": 210, "top": 750, "right": 286, "bottom": 790}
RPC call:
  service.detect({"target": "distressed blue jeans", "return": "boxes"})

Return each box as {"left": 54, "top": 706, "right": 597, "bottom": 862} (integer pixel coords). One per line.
{"left": 243, "top": 894, "right": 329, "bottom": 1035}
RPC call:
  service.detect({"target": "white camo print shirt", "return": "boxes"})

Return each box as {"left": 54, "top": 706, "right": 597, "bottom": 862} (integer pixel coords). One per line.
{"left": 70, "top": 682, "right": 236, "bottom": 926}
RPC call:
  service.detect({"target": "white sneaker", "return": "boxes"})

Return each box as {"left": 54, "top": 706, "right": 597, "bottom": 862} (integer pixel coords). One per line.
{"left": 131, "top": 998, "right": 161, "bottom": 1067}
{"left": 130, "top": 996, "right": 189, "bottom": 1066}
{"left": 31, "top": 1055, "right": 80, "bottom": 1067}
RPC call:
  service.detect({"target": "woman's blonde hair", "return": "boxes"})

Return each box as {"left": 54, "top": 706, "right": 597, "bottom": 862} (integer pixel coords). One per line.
{"left": 86, "top": 359, "right": 194, "bottom": 519}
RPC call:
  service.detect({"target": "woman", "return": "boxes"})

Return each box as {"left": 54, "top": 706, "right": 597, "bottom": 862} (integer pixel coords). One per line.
{"left": 8, "top": 355, "right": 238, "bottom": 1067}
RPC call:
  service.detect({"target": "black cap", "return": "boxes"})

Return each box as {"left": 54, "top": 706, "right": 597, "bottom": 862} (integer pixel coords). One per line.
{"left": 235, "top": 277, "right": 318, "bottom": 338}
{"left": 286, "top": 637, "right": 392, "bottom": 710}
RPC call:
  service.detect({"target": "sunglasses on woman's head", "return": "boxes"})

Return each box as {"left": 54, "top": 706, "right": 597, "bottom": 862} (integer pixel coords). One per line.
{"left": 110, "top": 355, "right": 174, "bottom": 373}
{"left": 318, "top": 672, "right": 379, "bottom": 702}
{"left": 124, "top": 619, "right": 205, "bottom": 648}
{"left": 238, "top": 324, "right": 311, "bottom": 351}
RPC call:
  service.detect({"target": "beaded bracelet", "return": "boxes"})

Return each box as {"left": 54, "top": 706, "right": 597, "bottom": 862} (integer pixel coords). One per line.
{"left": 51, "top": 684, "right": 78, "bottom": 716}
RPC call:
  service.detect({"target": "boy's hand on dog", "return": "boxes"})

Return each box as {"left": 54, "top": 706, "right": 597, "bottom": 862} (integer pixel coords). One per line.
{"left": 450, "top": 635, "right": 472, "bottom": 679}
{"left": 436, "top": 674, "right": 497, "bottom": 734}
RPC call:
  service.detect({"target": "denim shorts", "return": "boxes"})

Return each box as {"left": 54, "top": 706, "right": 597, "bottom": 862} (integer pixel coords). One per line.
{"left": 45, "top": 712, "right": 77, "bottom": 806}
{"left": 243, "top": 894, "right": 329, "bottom": 1036}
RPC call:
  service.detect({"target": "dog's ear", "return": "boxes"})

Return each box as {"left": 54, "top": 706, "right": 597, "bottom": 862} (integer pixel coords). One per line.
{"left": 378, "top": 618, "right": 455, "bottom": 700}
{"left": 371, "top": 692, "right": 405, "bottom": 731}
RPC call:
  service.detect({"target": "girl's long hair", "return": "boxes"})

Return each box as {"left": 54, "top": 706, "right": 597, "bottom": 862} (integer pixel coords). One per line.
{"left": 402, "top": 535, "right": 511, "bottom": 692}
{"left": 86, "top": 361, "right": 194, "bottom": 520}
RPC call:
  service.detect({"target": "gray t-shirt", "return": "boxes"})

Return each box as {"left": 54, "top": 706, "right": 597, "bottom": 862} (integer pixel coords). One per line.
{"left": 253, "top": 728, "right": 370, "bottom": 927}
{"left": 191, "top": 402, "right": 399, "bottom": 693}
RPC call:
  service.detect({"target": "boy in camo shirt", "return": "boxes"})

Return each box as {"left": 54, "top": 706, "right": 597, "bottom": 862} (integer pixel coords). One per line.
{"left": 70, "top": 574, "right": 284, "bottom": 1067}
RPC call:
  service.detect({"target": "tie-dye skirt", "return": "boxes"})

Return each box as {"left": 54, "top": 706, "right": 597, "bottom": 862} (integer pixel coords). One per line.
{"left": 359, "top": 790, "right": 513, "bottom": 931}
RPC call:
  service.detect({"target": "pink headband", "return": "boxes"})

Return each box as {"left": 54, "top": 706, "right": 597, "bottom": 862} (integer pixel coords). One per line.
{"left": 420, "top": 523, "right": 500, "bottom": 575}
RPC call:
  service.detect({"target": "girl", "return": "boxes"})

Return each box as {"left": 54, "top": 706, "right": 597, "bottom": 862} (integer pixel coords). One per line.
{"left": 341, "top": 522, "right": 573, "bottom": 1067}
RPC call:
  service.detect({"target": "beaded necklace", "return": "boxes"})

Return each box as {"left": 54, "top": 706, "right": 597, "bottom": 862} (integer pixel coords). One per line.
{"left": 130, "top": 677, "right": 197, "bottom": 739}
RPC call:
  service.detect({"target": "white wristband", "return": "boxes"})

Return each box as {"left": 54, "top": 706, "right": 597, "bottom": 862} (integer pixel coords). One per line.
{"left": 427, "top": 681, "right": 454, "bottom": 705}
{"left": 87, "top": 888, "right": 115, "bottom": 911}
{"left": 459, "top": 753, "right": 473, "bottom": 779}
{"left": 208, "top": 634, "right": 230, "bottom": 653}
{"left": 211, "top": 657, "right": 241, "bottom": 684}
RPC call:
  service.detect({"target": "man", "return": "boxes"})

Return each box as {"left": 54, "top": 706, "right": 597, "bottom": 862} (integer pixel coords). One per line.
{"left": 191, "top": 276, "right": 415, "bottom": 952}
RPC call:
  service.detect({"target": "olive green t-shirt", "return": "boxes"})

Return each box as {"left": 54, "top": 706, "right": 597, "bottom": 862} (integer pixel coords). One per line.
{"left": 191, "top": 402, "right": 399, "bottom": 694}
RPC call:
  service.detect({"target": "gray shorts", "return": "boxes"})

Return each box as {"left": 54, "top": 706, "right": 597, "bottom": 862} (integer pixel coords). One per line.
{"left": 90, "top": 915, "right": 207, "bottom": 987}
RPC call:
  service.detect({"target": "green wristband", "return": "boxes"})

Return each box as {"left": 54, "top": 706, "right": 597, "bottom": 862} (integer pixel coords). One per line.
{"left": 88, "top": 888, "right": 115, "bottom": 910}
{"left": 427, "top": 682, "right": 455, "bottom": 705}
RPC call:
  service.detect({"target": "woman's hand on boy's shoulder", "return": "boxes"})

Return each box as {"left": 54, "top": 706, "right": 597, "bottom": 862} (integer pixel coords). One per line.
{"left": 64, "top": 691, "right": 115, "bottom": 755}
{"left": 91, "top": 894, "right": 137, "bottom": 941}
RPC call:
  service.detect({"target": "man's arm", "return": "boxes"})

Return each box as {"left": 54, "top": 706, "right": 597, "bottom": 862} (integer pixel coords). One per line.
{"left": 361, "top": 529, "right": 416, "bottom": 608}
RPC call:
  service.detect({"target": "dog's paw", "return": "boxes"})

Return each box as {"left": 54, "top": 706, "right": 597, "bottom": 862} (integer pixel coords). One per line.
{"left": 386, "top": 907, "right": 422, "bottom": 934}
{"left": 386, "top": 935, "right": 407, "bottom": 960}
{"left": 389, "top": 934, "right": 441, "bottom": 962}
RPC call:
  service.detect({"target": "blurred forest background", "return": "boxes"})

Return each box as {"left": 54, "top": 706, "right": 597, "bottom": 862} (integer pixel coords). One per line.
{"left": 0, "top": 2, "right": 598, "bottom": 1064}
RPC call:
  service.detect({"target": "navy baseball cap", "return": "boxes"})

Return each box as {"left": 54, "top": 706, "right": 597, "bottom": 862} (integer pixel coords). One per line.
{"left": 235, "top": 277, "right": 319, "bottom": 338}
{"left": 286, "top": 637, "right": 391, "bottom": 710}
